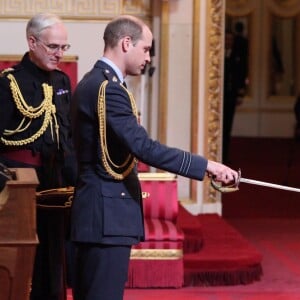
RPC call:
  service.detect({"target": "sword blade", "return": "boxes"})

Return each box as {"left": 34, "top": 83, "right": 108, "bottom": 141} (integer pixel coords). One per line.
{"left": 240, "top": 177, "right": 300, "bottom": 193}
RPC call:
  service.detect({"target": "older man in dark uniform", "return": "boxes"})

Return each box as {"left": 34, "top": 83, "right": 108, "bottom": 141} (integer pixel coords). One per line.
{"left": 71, "top": 15, "right": 239, "bottom": 300}
{"left": 0, "top": 13, "right": 76, "bottom": 300}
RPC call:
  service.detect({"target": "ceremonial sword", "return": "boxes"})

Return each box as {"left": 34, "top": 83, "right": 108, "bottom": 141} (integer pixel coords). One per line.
{"left": 210, "top": 169, "right": 300, "bottom": 193}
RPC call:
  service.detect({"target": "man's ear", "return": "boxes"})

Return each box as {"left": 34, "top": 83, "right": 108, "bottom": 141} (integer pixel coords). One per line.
{"left": 121, "top": 36, "right": 131, "bottom": 52}
{"left": 28, "top": 35, "right": 37, "bottom": 51}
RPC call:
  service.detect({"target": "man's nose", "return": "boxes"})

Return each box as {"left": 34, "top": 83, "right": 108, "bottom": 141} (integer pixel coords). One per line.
{"left": 55, "top": 49, "right": 64, "bottom": 58}
{"left": 146, "top": 53, "right": 151, "bottom": 63}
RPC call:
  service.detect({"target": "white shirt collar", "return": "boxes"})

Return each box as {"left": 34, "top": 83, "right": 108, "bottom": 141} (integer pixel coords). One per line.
{"left": 100, "top": 57, "right": 124, "bottom": 83}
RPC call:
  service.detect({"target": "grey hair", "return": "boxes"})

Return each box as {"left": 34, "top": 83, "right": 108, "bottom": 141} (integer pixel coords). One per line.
{"left": 26, "top": 13, "right": 63, "bottom": 38}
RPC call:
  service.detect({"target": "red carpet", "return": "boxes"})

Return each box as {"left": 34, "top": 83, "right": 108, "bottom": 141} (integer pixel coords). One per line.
{"left": 66, "top": 138, "right": 300, "bottom": 298}
{"left": 67, "top": 208, "right": 263, "bottom": 298}
{"left": 124, "top": 218, "right": 300, "bottom": 299}
{"left": 67, "top": 218, "right": 300, "bottom": 299}
{"left": 177, "top": 206, "right": 262, "bottom": 286}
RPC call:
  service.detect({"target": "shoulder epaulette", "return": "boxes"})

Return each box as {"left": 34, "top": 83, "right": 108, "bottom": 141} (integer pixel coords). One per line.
{"left": 102, "top": 68, "right": 120, "bottom": 84}
{"left": 0, "top": 67, "right": 15, "bottom": 77}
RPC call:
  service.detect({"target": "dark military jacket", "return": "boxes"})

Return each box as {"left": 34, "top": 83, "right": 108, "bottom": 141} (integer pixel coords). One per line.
{"left": 0, "top": 52, "right": 76, "bottom": 189}
{"left": 70, "top": 60, "right": 208, "bottom": 245}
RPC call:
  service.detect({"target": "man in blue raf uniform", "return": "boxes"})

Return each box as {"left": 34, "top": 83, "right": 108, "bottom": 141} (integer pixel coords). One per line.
{"left": 0, "top": 13, "right": 76, "bottom": 300}
{"left": 71, "top": 15, "right": 239, "bottom": 300}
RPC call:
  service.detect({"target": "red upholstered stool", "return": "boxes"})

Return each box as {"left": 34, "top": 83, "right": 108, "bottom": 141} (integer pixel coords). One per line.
{"left": 127, "top": 173, "right": 184, "bottom": 288}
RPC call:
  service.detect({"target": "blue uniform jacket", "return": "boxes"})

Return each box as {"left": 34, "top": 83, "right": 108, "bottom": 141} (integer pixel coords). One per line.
{"left": 70, "top": 60, "right": 208, "bottom": 245}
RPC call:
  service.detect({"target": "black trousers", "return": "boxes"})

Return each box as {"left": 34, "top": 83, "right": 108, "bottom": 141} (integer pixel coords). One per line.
{"left": 30, "top": 209, "right": 67, "bottom": 300}
{"left": 73, "top": 243, "right": 131, "bottom": 300}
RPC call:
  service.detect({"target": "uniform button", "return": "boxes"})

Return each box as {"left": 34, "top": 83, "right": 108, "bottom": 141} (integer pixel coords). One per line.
{"left": 121, "top": 192, "right": 126, "bottom": 197}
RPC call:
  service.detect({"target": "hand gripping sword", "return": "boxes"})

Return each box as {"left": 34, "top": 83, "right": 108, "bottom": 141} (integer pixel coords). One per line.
{"left": 210, "top": 169, "right": 300, "bottom": 193}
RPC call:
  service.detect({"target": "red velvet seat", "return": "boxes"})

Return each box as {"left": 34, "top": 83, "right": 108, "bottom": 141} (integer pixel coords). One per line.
{"left": 127, "top": 173, "right": 185, "bottom": 288}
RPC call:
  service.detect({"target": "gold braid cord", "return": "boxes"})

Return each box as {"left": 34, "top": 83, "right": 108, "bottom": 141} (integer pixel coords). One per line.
{"left": 1, "top": 74, "right": 59, "bottom": 147}
{"left": 97, "top": 80, "right": 137, "bottom": 180}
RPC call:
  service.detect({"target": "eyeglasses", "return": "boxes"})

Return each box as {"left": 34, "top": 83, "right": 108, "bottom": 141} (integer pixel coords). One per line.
{"left": 35, "top": 37, "right": 71, "bottom": 54}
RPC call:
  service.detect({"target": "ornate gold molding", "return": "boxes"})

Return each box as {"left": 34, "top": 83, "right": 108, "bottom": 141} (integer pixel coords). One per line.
{"left": 203, "top": 0, "right": 224, "bottom": 203}
{"left": 268, "top": 0, "right": 300, "bottom": 17}
{"left": 130, "top": 248, "right": 183, "bottom": 260}
{"left": 0, "top": 0, "right": 151, "bottom": 20}
{"left": 226, "top": 0, "right": 256, "bottom": 16}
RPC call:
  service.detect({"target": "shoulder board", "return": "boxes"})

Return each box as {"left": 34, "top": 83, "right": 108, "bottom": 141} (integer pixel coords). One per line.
{"left": 102, "top": 68, "right": 120, "bottom": 84}
{"left": 0, "top": 65, "right": 23, "bottom": 77}
{"left": 0, "top": 67, "right": 15, "bottom": 77}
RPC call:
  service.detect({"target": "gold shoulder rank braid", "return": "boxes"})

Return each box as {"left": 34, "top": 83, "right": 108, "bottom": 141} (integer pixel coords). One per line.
{"left": 0, "top": 68, "right": 14, "bottom": 77}
{"left": 97, "top": 80, "right": 138, "bottom": 180}
{"left": 1, "top": 73, "right": 59, "bottom": 148}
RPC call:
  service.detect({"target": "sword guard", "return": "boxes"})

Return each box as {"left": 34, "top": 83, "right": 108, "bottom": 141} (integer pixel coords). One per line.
{"left": 210, "top": 169, "right": 241, "bottom": 193}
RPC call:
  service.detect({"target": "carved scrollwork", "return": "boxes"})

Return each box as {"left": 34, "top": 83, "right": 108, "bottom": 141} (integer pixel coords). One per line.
{"left": 204, "top": 0, "right": 223, "bottom": 203}
{"left": 0, "top": 0, "right": 151, "bottom": 20}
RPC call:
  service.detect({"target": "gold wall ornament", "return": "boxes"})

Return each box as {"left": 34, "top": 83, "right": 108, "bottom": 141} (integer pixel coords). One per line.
{"left": 0, "top": 0, "right": 151, "bottom": 20}
{"left": 269, "top": 0, "right": 300, "bottom": 17}
{"left": 203, "top": 0, "right": 224, "bottom": 203}
{"left": 226, "top": 0, "right": 256, "bottom": 16}
{"left": 274, "top": 0, "right": 300, "bottom": 8}
{"left": 123, "top": 0, "right": 151, "bottom": 15}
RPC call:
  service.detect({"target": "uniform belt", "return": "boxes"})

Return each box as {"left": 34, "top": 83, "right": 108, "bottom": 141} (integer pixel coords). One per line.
{"left": 1, "top": 149, "right": 41, "bottom": 166}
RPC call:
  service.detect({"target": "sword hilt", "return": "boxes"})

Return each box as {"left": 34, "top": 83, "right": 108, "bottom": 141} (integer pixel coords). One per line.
{"left": 210, "top": 169, "right": 241, "bottom": 193}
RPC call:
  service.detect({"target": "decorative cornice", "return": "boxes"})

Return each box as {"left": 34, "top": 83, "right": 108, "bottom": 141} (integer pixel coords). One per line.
{"left": 268, "top": 0, "right": 300, "bottom": 17}
{"left": 0, "top": 0, "right": 151, "bottom": 21}
{"left": 226, "top": 0, "right": 256, "bottom": 16}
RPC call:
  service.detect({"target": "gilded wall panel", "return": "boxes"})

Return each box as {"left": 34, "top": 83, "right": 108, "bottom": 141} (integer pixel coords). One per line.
{"left": 0, "top": 0, "right": 150, "bottom": 20}
{"left": 203, "top": 0, "right": 224, "bottom": 203}
{"left": 226, "top": 0, "right": 256, "bottom": 16}
{"left": 269, "top": 0, "right": 300, "bottom": 16}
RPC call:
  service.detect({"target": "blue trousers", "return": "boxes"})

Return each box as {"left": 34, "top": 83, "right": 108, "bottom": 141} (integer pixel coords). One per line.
{"left": 73, "top": 243, "right": 131, "bottom": 300}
